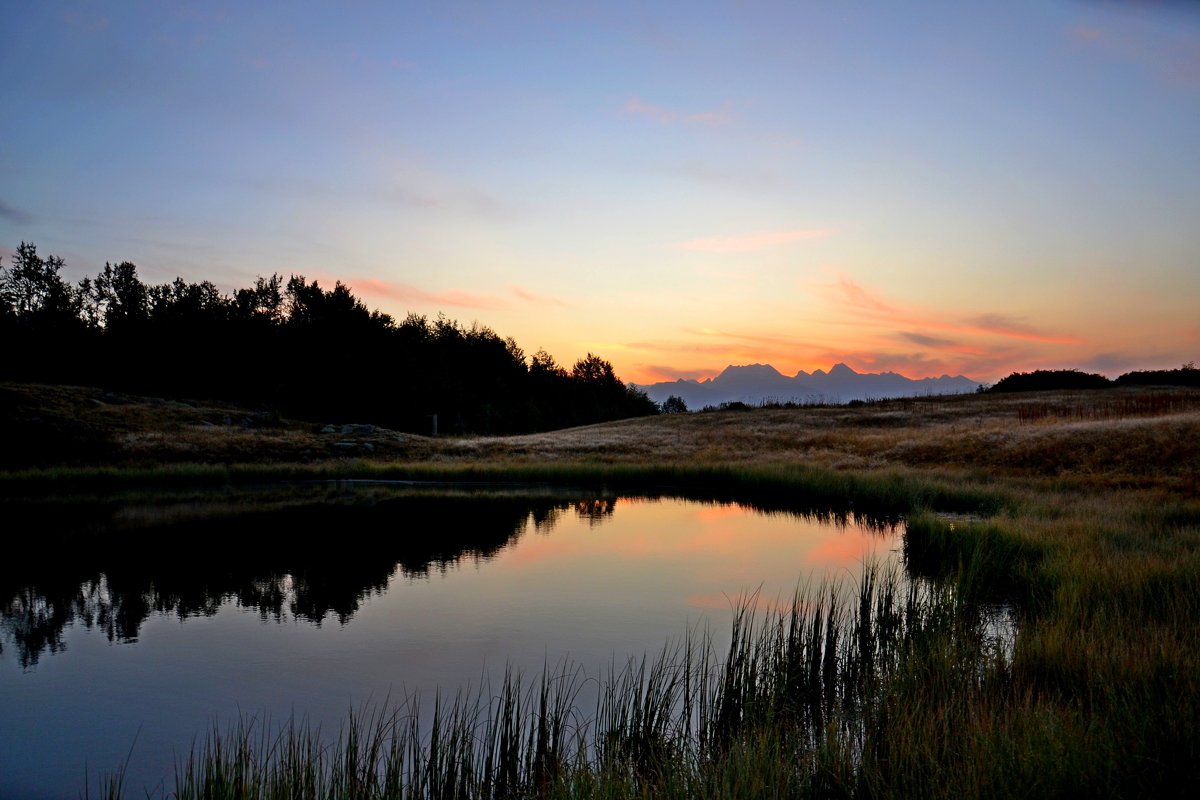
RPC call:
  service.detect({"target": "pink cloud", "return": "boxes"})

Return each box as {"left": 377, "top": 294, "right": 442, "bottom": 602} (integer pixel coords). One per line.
{"left": 350, "top": 277, "right": 505, "bottom": 310}
{"left": 621, "top": 97, "right": 734, "bottom": 127}
{"left": 676, "top": 229, "right": 832, "bottom": 253}
{"left": 622, "top": 97, "right": 676, "bottom": 124}
{"left": 509, "top": 286, "right": 569, "bottom": 307}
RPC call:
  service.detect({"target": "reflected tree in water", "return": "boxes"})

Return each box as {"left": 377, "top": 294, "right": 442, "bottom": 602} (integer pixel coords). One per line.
{"left": 1, "top": 487, "right": 899, "bottom": 669}
{"left": 0, "top": 492, "right": 612, "bottom": 667}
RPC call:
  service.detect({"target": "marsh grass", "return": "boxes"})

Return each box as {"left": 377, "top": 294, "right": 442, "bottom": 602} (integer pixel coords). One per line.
{"left": 97, "top": 563, "right": 1083, "bottom": 800}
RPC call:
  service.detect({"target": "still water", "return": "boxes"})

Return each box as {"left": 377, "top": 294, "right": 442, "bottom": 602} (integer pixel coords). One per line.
{"left": 0, "top": 484, "right": 901, "bottom": 798}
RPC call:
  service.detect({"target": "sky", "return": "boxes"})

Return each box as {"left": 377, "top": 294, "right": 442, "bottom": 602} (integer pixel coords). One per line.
{"left": 2, "top": 1, "right": 1198, "bottom": 384}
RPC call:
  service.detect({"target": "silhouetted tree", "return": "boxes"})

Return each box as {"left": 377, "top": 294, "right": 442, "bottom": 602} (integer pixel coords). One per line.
{"left": 234, "top": 274, "right": 284, "bottom": 324}
{"left": 1115, "top": 363, "right": 1200, "bottom": 388}
{"left": 662, "top": 395, "right": 688, "bottom": 413}
{"left": 92, "top": 260, "right": 148, "bottom": 332}
{"left": 0, "top": 242, "right": 661, "bottom": 434}
{"left": 567, "top": 353, "right": 659, "bottom": 425}
{"left": 0, "top": 242, "right": 81, "bottom": 323}
{"left": 988, "top": 369, "right": 1111, "bottom": 393}
{"left": 0, "top": 242, "right": 88, "bottom": 381}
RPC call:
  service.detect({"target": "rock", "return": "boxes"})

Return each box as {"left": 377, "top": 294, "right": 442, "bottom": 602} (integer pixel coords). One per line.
{"left": 362, "top": 442, "right": 375, "bottom": 452}
{"left": 321, "top": 425, "right": 336, "bottom": 434}
{"left": 340, "top": 423, "right": 375, "bottom": 434}
{"left": 333, "top": 441, "right": 357, "bottom": 451}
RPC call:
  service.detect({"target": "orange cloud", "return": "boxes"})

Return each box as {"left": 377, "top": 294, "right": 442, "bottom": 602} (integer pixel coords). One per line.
{"left": 825, "top": 274, "right": 1083, "bottom": 346}
{"left": 613, "top": 271, "right": 1109, "bottom": 384}
{"left": 686, "top": 327, "right": 823, "bottom": 349}
{"left": 625, "top": 339, "right": 755, "bottom": 357}
{"left": 623, "top": 326, "right": 845, "bottom": 384}
{"left": 675, "top": 229, "right": 832, "bottom": 253}
{"left": 965, "top": 314, "right": 1083, "bottom": 344}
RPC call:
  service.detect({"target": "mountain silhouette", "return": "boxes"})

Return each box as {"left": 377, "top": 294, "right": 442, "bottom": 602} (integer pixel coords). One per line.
{"left": 638, "top": 363, "right": 980, "bottom": 408}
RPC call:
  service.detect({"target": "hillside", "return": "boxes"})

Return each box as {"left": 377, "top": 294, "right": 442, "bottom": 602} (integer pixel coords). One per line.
{"left": 6, "top": 381, "right": 1199, "bottom": 491}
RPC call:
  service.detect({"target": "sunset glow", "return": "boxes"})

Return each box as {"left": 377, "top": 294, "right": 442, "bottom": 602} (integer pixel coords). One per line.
{"left": 2, "top": 2, "right": 1197, "bottom": 384}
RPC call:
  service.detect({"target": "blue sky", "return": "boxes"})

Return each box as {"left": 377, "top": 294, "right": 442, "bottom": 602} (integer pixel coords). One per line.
{"left": 2, "top": 1, "right": 1198, "bottom": 382}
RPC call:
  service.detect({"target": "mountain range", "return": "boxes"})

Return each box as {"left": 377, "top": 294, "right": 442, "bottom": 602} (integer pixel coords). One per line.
{"left": 636, "top": 363, "right": 980, "bottom": 409}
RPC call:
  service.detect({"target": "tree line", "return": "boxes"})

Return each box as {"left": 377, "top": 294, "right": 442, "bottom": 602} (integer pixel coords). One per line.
{"left": 987, "top": 365, "right": 1200, "bottom": 393}
{"left": 0, "top": 242, "right": 658, "bottom": 433}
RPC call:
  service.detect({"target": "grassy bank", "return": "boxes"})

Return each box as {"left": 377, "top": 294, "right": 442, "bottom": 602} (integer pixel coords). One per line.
{"left": 5, "top": 382, "right": 1198, "bottom": 797}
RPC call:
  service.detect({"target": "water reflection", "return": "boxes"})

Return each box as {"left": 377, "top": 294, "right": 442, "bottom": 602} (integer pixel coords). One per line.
{"left": 1, "top": 488, "right": 628, "bottom": 668}
{"left": 1, "top": 485, "right": 906, "bottom": 799}
{"left": 0, "top": 485, "right": 898, "bottom": 670}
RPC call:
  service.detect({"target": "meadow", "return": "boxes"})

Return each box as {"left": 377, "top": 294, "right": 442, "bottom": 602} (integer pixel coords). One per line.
{"left": 4, "top": 382, "right": 1199, "bottom": 798}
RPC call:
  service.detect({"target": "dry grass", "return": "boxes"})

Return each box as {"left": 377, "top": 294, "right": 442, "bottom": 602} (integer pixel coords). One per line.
{"left": 440, "top": 389, "right": 1200, "bottom": 494}
{"left": 7, "top": 383, "right": 1197, "bottom": 492}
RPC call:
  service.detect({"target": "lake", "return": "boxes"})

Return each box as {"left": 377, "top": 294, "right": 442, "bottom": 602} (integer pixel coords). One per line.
{"left": 0, "top": 483, "right": 903, "bottom": 799}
